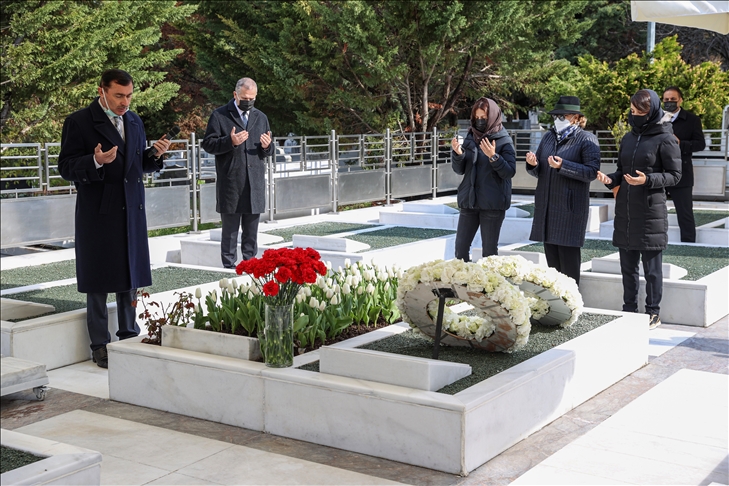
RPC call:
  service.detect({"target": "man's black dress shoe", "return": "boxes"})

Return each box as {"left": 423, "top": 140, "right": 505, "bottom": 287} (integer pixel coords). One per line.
{"left": 92, "top": 346, "right": 108, "bottom": 369}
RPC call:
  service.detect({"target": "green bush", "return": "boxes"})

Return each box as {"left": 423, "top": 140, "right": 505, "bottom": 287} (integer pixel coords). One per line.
{"left": 544, "top": 36, "right": 729, "bottom": 130}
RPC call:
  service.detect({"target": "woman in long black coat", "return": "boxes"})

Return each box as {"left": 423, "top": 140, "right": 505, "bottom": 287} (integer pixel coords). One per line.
{"left": 450, "top": 97, "right": 516, "bottom": 261}
{"left": 526, "top": 96, "right": 601, "bottom": 284}
{"left": 596, "top": 89, "right": 682, "bottom": 329}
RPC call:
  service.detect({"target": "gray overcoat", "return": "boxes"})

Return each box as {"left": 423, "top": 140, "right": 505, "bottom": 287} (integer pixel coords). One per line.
{"left": 201, "top": 100, "right": 274, "bottom": 214}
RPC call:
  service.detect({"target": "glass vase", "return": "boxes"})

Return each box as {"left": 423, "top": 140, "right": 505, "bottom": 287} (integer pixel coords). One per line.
{"left": 263, "top": 303, "right": 294, "bottom": 368}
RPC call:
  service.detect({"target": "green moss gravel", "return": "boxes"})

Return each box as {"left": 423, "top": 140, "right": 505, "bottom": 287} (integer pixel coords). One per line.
{"left": 264, "top": 222, "right": 376, "bottom": 242}
{"left": 6, "top": 267, "right": 230, "bottom": 321}
{"left": 661, "top": 246, "right": 729, "bottom": 281}
{"left": 445, "top": 202, "right": 535, "bottom": 217}
{"left": 299, "top": 313, "right": 615, "bottom": 395}
{"left": 515, "top": 239, "right": 617, "bottom": 263}
{"left": 516, "top": 240, "right": 729, "bottom": 281}
{"left": 347, "top": 227, "right": 455, "bottom": 251}
{"left": 1, "top": 260, "right": 78, "bottom": 290}
{"left": 147, "top": 221, "right": 221, "bottom": 238}
{"left": 1, "top": 446, "right": 45, "bottom": 473}
{"left": 668, "top": 209, "right": 728, "bottom": 227}
{"left": 514, "top": 203, "right": 535, "bottom": 217}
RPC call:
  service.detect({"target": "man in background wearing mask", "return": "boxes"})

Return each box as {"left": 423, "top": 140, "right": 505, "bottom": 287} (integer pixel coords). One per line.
{"left": 662, "top": 86, "right": 705, "bottom": 242}
{"left": 59, "top": 69, "right": 171, "bottom": 368}
{"left": 201, "top": 77, "right": 273, "bottom": 268}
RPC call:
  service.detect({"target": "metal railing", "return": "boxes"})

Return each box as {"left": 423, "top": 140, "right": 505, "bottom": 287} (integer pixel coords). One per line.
{"left": 2, "top": 127, "right": 727, "bottom": 249}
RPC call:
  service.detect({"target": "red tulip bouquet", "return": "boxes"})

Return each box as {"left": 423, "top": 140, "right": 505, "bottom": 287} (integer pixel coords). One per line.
{"left": 236, "top": 247, "right": 327, "bottom": 367}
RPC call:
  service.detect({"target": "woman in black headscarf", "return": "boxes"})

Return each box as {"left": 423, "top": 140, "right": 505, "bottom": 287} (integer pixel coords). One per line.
{"left": 451, "top": 97, "right": 516, "bottom": 260}
{"left": 596, "top": 89, "right": 682, "bottom": 329}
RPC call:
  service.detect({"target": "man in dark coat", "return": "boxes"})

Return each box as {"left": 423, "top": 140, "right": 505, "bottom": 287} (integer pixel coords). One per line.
{"left": 59, "top": 69, "right": 170, "bottom": 368}
{"left": 662, "top": 86, "right": 706, "bottom": 242}
{"left": 201, "top": 78, "right": 274, "bottom": 268}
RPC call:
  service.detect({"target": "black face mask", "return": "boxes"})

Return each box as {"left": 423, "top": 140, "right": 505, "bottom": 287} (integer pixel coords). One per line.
{"left": 473, "top": 119, "right": 487, "bottom": 132}
{"left": 632, "top": 114, "right": 649, "bottom": 128}
{"left": 663, "top": 101, "right": 678, "bottom": 113}
{"left": 237, "top": 98, "right": 255, "bottom": 112}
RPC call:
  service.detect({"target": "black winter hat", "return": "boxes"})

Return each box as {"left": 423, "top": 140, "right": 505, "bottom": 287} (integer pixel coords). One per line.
{"left": 548, "top": 96, "right": 583, "bottom": 115}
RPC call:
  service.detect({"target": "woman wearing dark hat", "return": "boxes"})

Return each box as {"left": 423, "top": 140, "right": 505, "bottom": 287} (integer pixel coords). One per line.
{"left": 451, "top": 97, "right": 516, "bottom": 261}
{"left": 525, "top": 95, "right": 601, "bottom": 284}
{"left": 596, "top": 89, "right": 681, "bottom": 329}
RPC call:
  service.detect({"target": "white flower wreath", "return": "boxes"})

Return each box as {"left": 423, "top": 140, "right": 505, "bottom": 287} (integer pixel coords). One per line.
{"left": 477, "top": 255, "right": 584, "bottom": 328}
{"left": 425, "top": 300, "right": 497, "bottom": 343}
{"left": 397, "top": 259, "right": 531, "bottom": 353}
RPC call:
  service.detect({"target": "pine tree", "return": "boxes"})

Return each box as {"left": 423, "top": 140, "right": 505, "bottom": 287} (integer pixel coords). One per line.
{"left": 1, "top": 0, "right": 196, "bottom": 142}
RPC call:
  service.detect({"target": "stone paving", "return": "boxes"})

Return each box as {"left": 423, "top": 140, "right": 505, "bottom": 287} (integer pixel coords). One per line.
{"left": 1, "top": 317, "right": 726, "bottom": 485}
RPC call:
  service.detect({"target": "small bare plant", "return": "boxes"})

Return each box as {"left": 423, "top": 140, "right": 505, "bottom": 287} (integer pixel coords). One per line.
{"left": 133, "top": 290, "right": 197, "bottom": 345}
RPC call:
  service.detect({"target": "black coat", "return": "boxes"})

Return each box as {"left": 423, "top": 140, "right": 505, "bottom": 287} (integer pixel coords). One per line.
{"left": 201, "top": 100, "right": 274, "bottom": 214}
{"left": 451, "top": 128, "right": 516, "bottom": 210}
{"left": 606, "top": 121, "right": 682, "bottom": 251}
{"left": 669, "top": 109, "right": 705, "bottom": 188}
{"left": 59, "top": 99, "right": 162, "bottom": 293}
{"left": 527, "top": 127, "right": 601, "bottom": 247}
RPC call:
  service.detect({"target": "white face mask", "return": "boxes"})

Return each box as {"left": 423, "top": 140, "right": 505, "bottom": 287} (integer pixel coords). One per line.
{"left": 553, "top": 117, "right": 572, "bottom": 132}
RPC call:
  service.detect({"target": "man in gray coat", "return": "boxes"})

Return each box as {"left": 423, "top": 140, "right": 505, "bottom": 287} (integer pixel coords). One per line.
{"left": 201, "top": 78, "right": 274, "bottom": 268}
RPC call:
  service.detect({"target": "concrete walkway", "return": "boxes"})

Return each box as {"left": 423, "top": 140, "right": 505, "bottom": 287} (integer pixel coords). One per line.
{"left": 2, "top": 196, "right": 728, "bottom": 485}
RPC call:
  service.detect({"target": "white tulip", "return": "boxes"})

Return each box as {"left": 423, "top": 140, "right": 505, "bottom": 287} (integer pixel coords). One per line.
{"left": 327, "top": 278, "right": 333, "bottom": 287}
{"left": 219, "top": 278, "right": 228, "bottom": 289}
{"left": 330, "top": 294, "right": 339, "bottom": 305}
{"left": 326, "top": 289, "right": 334, "bottom": 299}
{"left": 342, "top": 283, "right": 351, "bottom": 295}
{"left": 232, "top": 279, "right": 239, "bottom": 289}
{"left": 309, "top": 297, "right": 319, "bottom": 308}
{"left": 366, "top": 283, "right": 375, "bottom": 294}
{"left": 384, "top": 281, "right": 390, "bottom": 291}
{"left": 357, "top": 286, "right": 364, "bottom": 295}
{"left": 227, "top": 283, "right": 235, "bottom": 294}
{"left": 211, "top": 289, "right": 218, "bottom": 302}
{"left": 345, "top": 275, "right": 353, "bottom": 286}
{"left": 195, "top": 287, "right": 202, "bottom": 299}
{"left": 337, "top": 266, "right": 343, "bottom": 274}
{"left": 325, "top": 261, "right": 332, "bottom": 270}
{"left": 344, "top": 258, "right": 351, "bottom": 268}
{"left": 319, "top": 301, "right": 327, "bottom": 311}
{"left": 304, "top": 286, "right": 312, "bottom": 297}
{"left": 333, "top": 284, "right": 340, "bottom": 293}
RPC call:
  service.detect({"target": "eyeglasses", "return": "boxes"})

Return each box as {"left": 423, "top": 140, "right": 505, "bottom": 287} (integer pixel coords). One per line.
{"left": 552, "top": 115, "right": 567, "bottom": 121}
